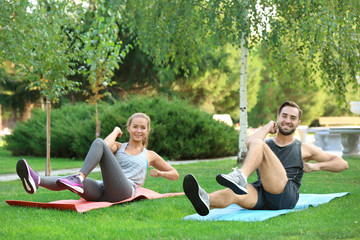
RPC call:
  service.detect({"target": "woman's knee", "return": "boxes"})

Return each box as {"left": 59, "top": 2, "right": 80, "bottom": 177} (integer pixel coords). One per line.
{"left": 91, "top": 138, "right": 106, "bottom": 148}
{"left": 93, "top": 138, "right": 104, "bottom": 144}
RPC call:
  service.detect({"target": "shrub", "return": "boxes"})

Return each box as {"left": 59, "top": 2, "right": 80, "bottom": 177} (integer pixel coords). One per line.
{"left": 5, "top": 96, "right": 239, "bottom": 160}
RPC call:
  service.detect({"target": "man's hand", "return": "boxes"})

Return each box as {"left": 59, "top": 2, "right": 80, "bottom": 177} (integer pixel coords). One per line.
{"left": 268, "top": 121, "right": 278, "bottom": 134}
{"left": 303, "top": 162, "right": 320, "bottom": 173}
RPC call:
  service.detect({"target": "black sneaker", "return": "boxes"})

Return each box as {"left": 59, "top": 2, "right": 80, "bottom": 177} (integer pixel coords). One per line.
{"left": 183, "top": 174, "right": 210, "bottom": 216}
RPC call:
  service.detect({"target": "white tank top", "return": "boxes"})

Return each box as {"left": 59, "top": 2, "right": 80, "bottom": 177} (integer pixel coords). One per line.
{"left": 115, "top": 142, "right": 148, "bottom": 194}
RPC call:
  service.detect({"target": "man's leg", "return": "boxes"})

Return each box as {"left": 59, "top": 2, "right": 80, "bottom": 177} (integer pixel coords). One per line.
{"left": 218, "top": 139, "right": 288, "bottom": 195}
{"left": 209, "top": 185, "right": 259, "bottom": 209}
{"left": 183, "top": 174, "right": 259, "bottom": 215}
{"left": 241, "top": 139, "right": 288, "bottom": 194}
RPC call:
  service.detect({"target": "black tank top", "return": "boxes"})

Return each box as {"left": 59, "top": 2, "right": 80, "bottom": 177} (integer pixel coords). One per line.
{"left": 262, "top": 139, "right": 304, "bottom": 188}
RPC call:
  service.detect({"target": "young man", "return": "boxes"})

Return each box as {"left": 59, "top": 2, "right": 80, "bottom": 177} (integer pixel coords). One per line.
{"left": 183, "top": 101, "right": 349, "bottom": 216}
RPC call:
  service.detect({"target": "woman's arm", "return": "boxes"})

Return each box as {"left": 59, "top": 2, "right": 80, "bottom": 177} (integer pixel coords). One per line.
{"left": 104, "top": 127, "right": 123, "bottom": 153}
{"left": 147, "top": 151, "right": 179, "bottom": 181}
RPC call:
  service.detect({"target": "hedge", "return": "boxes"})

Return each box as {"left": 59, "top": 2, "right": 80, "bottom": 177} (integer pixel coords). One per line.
{"left": 5, "top": 96, "right": 239, "bottom": 160}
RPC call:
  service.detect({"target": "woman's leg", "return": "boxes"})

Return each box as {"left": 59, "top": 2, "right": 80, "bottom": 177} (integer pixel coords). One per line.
{"left": 40, "top": 176, "right": 104, "bottom": 201}
{"left": 79, "top": 138, "right": 134, "bottom": 202}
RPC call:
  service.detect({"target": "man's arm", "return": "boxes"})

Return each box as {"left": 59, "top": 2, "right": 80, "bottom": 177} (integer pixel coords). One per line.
{"left": 246, "top": 121, "right": 277, "bottom": 148}
{"left": 302, "top": 143, "right": 349, "bottom": 173}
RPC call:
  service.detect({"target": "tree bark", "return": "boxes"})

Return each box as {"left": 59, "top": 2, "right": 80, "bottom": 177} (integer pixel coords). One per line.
{"left": 95, "top": 101, "right": 100, "bottom": 138}
{"left": 22, "top": 102, "right": 33, "bottom": 121}
{"left": 46, "top": 98, "right": 51, "bottom": 176}
{"left": 237, "top": 38, "right": 248, "bottom": 164}
{"left": 0, "top": 104, "right": 2, "bottom": 132}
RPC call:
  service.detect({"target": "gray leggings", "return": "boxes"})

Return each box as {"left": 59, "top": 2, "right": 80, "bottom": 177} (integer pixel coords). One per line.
{"left": 40, "top": 138, "right": 134, "bottom": 202}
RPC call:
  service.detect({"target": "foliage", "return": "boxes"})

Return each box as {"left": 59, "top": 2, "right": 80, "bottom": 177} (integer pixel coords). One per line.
{"left": 5, "top": 96, "right": 238, "bottom": 160}
{"left": 121, "top": 0, "right": 267, "bottom": 74}
{"left": 120, "top": 0, "right": 359, "bottom": 104}
{"left": 248, "top": 45, "right": 360, "bottom": 128}
{"left": 248, "top": 46, "right": 326, "bottom": 127}
{"left": 75, "top": 1, "right": 131, "bottom": 137}
{"left": 264, "top": 0, "right": 360, "bottom": 103}
{"left": 1, "top": 0, "right": 81, "bottom": 102}
{"left": 0, "top": 63, "right": 41, "bottom": 116}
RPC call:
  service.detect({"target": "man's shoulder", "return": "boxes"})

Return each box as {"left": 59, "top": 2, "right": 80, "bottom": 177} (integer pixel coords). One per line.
{"left": 301, "top": 142, "right": 322, "bottom": 160}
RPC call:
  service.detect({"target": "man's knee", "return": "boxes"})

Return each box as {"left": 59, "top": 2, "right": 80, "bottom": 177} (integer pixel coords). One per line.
{"left": 247, "top": 138, "right": 266, "bottom": 150}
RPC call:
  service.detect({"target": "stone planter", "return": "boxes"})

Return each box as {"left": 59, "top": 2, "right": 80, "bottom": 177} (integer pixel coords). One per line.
{"left": 350, "top": 101, "right": 360, "bottom": 115}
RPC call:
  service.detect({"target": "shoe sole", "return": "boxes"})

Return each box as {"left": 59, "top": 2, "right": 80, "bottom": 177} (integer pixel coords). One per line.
{"left": 56, "top": 180, "right": 84, "bottom": 194}
{"left": 16, "top": 159, "right": 36, "bottom": 194}
{"left": 216, "top": 174, "right": 248, "bottom": 195}
{"left": 183, "top": 174, "right": 210, "bottom": 216}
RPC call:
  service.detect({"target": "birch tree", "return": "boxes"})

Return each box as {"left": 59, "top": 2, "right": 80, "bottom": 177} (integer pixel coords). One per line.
{"left": 120, "top": 0, "right": 359, "bottom": 163}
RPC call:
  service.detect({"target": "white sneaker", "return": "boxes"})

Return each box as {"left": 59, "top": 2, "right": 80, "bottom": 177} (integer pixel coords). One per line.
{"left": 216, "top": 168, "right": 248, "bottom": 195}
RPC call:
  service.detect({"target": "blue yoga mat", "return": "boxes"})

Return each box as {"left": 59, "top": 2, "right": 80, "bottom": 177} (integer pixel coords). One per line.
{"left": 183, "top": 192, "right": 350, "bottom": 222}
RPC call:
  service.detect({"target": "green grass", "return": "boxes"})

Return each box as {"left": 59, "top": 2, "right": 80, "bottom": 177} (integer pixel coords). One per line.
{"left": 0, "top": 147, "right": 359, "bottom": 239}
{"left": 0, "top": 145, "right": 84, "bottom": 174}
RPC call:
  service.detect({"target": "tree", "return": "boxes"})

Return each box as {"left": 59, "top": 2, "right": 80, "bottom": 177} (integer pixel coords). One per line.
{"left": 1, "top": 0, "right": 81, "bottom": 175}
{"left": 77, "top": 2, "right": 130, "bottom": 138}
{"left": 119, "top": 0, "right": 359, "bottom": 163}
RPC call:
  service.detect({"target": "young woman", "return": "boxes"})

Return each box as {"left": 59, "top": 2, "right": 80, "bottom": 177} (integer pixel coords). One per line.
{"left": 16, "top": 113, "right": 179, "bottom": 202}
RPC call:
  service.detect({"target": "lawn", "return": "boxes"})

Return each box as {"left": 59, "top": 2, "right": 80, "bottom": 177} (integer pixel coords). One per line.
{"left": 0, "top": 147, "right": 359, "bottom": 239}
{"left": 0, "top": 144, "right": 84, "bottom": 174}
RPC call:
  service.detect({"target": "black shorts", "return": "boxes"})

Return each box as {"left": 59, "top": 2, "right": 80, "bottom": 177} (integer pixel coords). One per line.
{"left": 251, "top": 180, "right": 300, "bottom": 210}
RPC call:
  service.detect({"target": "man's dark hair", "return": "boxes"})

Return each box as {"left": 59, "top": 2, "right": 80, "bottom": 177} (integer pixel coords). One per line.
{"left": 277, "top": 101, "right": 303, "bottom": 119}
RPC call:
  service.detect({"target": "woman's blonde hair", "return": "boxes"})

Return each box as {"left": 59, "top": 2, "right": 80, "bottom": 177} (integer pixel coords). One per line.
{"left": 127, "top": 113, "right": 151, "bottom": 147}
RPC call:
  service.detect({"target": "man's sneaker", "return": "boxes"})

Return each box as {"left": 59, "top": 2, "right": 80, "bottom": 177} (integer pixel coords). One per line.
{"left": 183, "top": 174, "right": 210, "bottom": 216}
{"left": 16, "top": 159, "right": 40, "bottom": 194}
{"left": 216, "top": 168, "right": 248, "bottom": 195}
{"left": 56, "top": 174, "right": 84, "bottom": 194}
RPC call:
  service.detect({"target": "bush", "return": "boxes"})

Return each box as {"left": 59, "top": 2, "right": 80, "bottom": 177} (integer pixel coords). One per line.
{"left": 5, "top": 96, "right": 239, "bottom": 160}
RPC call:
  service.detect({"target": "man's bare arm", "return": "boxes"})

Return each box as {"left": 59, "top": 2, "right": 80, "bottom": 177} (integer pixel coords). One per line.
{"left": 302, "top": 143, "right": 349, "bottom": 173}
{"left": 246, "top": 121, "right": 277, "bottom": 148}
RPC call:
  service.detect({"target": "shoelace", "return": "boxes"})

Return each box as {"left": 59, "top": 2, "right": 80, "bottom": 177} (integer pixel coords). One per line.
{"left": 67, "top": 175, "right": 80, "bottom": 182}
{"left": 228, "top": 167, "right": 241, "bottom": 178}
{"left": 228, "top": 167, "right": 247, "bottom": 185}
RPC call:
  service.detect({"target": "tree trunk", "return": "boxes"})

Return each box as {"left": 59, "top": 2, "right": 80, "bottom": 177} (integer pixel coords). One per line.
{"left": 0, "top": 104, "right": 2, "bottom": 132}
{"left": 237, "top": 38, "right": 248, "bottom": 164}
{"left": 46, "top": 98, "right": 51, "bottom": 176}
{"left": 21, "top": 102, "right": 33, "bottom": 121}
{"left": 95, "top": 101, "right": 100, "bottom": 138}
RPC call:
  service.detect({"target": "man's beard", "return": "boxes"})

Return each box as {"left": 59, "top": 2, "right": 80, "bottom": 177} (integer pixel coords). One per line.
{"left": 278, "top": 125, "right": 296, "bottom": 136}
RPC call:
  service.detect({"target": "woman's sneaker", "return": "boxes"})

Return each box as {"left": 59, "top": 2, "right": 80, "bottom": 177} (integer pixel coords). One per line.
{"left": 56, "top": 174, "right": 84, "bottom": 194}
{"left": 216, "top": 168, "right": 248, "bottom": 195}
{"left": 183, "top": 174, "right": 210, "bottom": 216}
{"left": 16, "top": 159, "right": 40, "bottom": 194}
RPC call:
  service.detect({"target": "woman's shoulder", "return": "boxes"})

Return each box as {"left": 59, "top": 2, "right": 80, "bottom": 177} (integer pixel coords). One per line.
{"left": 115, "top": 142, "right": 125, "bottom": 152}
{"left": 146, "top": 150, "right": 162, "bottom": 163}
{"left": 146, "top": 149, "right": 157, "bottom": 157}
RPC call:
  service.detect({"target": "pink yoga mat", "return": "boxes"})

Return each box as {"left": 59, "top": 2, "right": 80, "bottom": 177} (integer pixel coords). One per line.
{"left": 6, "top": 187, "right": 184, "bottom": 213}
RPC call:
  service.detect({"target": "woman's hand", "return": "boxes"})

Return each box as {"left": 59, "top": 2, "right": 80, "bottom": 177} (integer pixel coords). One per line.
{"left": 149, "top": 169, "right": 162, "bottom": 178}
{"left": 114, "top": 126, "right": 123, "bottom": 138}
